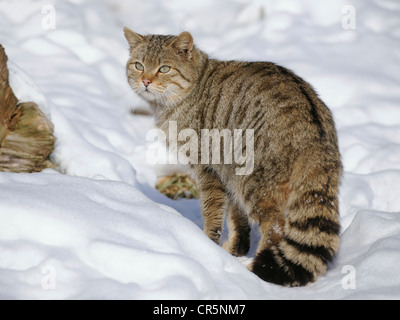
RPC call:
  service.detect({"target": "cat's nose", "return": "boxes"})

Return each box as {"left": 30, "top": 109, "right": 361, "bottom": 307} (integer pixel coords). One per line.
{"left": 143, "top": 79, "right": 152, "bottom": 87}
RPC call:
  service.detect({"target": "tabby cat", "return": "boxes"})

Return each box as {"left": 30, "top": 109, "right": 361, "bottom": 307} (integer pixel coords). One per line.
{"left": 124, "top": 27, "right": 342, "bottom": 287}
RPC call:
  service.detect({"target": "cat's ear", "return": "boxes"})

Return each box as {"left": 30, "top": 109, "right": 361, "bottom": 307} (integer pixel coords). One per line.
{"left": 124, "top": 27, "right": 145, "bottom": 48}
{"left": 170, "top": 32, "right": 194, "bottom": 59}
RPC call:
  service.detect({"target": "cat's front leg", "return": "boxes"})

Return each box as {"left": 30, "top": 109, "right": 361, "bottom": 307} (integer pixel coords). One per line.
{"left": 197, "top": 167, "right": 228, "bottom": 244}
{"left": 222, "top": 200, "right": 251, "bottom": 257}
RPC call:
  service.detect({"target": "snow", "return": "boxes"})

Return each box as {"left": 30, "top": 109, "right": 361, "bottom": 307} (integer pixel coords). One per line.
{"left": 0, "top": 0, "right": 400, "bottom": 299}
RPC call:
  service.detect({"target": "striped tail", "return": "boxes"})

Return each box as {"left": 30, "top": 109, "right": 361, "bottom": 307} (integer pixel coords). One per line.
{"left": 251, "top": 168, "right": 341, "bottom": 286}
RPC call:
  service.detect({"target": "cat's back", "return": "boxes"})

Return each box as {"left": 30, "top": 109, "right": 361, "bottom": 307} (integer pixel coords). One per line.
{"left": 194, "top": 59, "right": 338, "bottom": 151}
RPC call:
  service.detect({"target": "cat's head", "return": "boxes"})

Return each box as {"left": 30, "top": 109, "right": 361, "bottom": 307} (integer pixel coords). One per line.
{"left": 124, "top": 27, "right": 201, "bottom": 106}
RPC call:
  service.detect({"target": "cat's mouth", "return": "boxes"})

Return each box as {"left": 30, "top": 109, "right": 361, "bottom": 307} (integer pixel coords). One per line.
{"left": 134, "top": 83, "right": 164, "bottom": 102}
{"left": 139, "top": 87, "right": 158, "bottom": 101}
{"left": 143, "top": 87, "right": 155, "bottom": 95}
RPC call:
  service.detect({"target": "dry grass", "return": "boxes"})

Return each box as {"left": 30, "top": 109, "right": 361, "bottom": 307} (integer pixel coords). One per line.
{"left": 156, "top": 173, "right": 199, "bottom": 200}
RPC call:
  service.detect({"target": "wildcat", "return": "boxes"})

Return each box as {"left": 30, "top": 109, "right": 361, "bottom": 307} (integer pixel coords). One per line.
{"left": 124, "top": 27, "right": 342, "bottom": 287}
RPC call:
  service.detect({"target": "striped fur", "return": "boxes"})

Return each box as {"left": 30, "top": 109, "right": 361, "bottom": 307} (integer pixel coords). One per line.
{"left": 124, "top": 28, "right": 342, "bottom": 287}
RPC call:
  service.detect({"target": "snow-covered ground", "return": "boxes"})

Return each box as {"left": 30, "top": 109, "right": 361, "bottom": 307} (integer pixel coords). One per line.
{"left": 0, "top": 0, "right": 399, "bottom": 299}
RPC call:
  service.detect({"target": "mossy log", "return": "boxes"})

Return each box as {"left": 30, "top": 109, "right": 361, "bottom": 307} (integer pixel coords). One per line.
{"left": 0, "top": 45, "right": 55, "bottom": 173}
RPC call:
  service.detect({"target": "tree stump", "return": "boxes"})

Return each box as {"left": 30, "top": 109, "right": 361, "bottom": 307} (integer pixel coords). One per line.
{"left": 0, "top": 45, "right": 55, "bottom": 173}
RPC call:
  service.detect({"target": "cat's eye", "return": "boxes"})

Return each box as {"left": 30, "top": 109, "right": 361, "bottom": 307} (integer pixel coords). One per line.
{"left": 159, "top": 66, "right": 171, "bottom": 73}
{"left": 135, "top": 62, "right": 144, "bottom": 71}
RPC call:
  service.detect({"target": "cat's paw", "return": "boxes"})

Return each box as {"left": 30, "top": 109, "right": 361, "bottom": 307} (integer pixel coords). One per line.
{"left": 204, "top": 228, "right": 222, "bottom": 245}
{"left": 222, "top": 239, "right": 249, "bottom": 257}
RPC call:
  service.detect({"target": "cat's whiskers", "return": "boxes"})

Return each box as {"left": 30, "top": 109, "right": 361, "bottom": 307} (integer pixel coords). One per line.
{"left": 160, "top": 93, "right": 176, "bottom": 110}
{"left": 164, "top": 88, "right": 185, "bottom": 105}
{"left": 154, "top": 88, "right": 173, "bottom": 110}
{"left": 149, "top": 85, "right": 177, "bottom": 110}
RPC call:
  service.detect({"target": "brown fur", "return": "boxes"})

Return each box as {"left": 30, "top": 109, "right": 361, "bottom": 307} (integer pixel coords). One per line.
{"left": 124, "top": 28, "right": 342, "bottom": 287}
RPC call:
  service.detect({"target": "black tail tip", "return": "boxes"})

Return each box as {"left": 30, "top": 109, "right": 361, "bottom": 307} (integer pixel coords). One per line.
{"left": 251, "top": 247, "right": 315, "bottom": 287}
